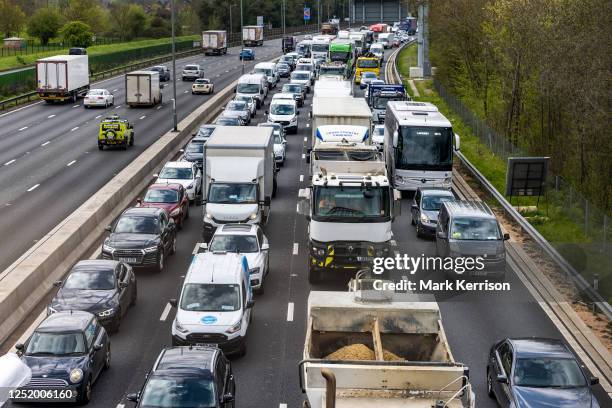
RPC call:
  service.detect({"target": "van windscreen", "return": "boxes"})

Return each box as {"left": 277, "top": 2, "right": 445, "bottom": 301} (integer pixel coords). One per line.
{"left": 450, "top": 218, "right": 501, "bottom": 240}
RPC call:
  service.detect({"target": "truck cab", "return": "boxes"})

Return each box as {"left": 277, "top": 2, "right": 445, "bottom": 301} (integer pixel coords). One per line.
{"left": 355, "top": 56, "right": 381, "bottom": 84}
{"left": 367, "top": 84, "right": 408, "bottom": 124}
{"left": 253, "top": 62, "right": 279, "bottom": 89}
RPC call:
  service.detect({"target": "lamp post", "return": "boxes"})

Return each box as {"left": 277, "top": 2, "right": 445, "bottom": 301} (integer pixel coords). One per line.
{"left": 170, "top": 0, "right": 178, "bottom": 131}
{"left": 240, "top": 0, "right": 245, "bottom": 74}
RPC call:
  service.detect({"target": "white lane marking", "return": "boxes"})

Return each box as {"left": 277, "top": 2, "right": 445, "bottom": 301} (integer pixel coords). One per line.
{"left": 95, "top": 114, "right": 102, "bottom": 119}
{"left": 306, "top": 123, "right": 310, "bottom": 128}
{"left": 72, "top": 104, "right": 79, "bottom": 108}
{"left": 286, "top": 303, "right": 294, "bottom": 322}
{"left": 70, "top": 126, "right": 79, "bottom": 131}
{"left": 4, "top": 159, "right": 15, "bottom": 165}
{"left": 157, "top": 105, "right": 162, "bottom": 110}
{"left": 67, "top": 160, "right": 77, "bottom": 167}
{"left": 18, "top": 126, "right": 28, "bottom": 131}
{"left": 293, "top": 243, "right": 299, "bottom": 255}
{"left": 280, "top": 404, "right": 287, "bottom": 408}
{"left": 116, "top": 404, "right": 125, "bottom": 408}
{"left": 296, "top": 203, "right": 299, "bottom": 213}
{"left": 27, "top": 184, "right": 40, "bottom": 192}
{"left": 114, "top": 105, "right": 121, "bottom": 109}
{"left": 0, "top": 100, "right": 44, "bottom": 119}
{"left": 160, "top": 303, "right": 172, "bottom": 321}
{"left": 299, "top": 174, "right": 304, "bottom": 182}
{"left": 225, "top": 70, "right": 229, "bottom": 73}
{"left": 184, "top": 90, "right": 189, "bottom": 93}
{"left": 301, "top": 153, "right": 305, "bottom": 159}
{"left": 112, "top": 89, "right": 118, "bottom": 92}
{"left": 215, "top": 74, "right": 220, "bottom": 77}
{"left": 41, "top": 141, "right": 50, "bottom": 147}
{"left": 303, "top": 137, "right": 307, "bottom": 142}
{"left": 139, "top": 115, "right": 146, "bottom": 120}
{"left": 47, "top": 114, "right": 55, "bottom": 118}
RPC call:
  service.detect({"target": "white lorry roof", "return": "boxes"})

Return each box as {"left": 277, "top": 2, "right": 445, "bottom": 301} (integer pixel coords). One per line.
{"left": 128, "top": 70, "right": 158, "bottom": 75}
{"left": 313, "top": 97, "right": 371, "bottom": 118}
{"left": 37, "top": 55, "right": 87, "bottom": 62}
{"left": 207, "top": 126, "right": 272, "bottom": 148}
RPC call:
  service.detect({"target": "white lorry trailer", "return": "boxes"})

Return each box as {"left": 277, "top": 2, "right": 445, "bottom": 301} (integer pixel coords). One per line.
{"left": 311, "top": 97, "right": 372, "bottom": 148}
{"left": 299, "top": 290, "right": 475, "bottom": 408}
{"left": 125, "top": 71, "right": 162, "bottom": 107}
{"left": 202, "top": 127, "right": 276, "bottom": 241}
{"left": 243, "top": 25, "right": 264, "bottom": 46}
{"left": 202, "top": 30, "right": 228, "bottom": 55}
{"left": 36, "top": 55, "right": 89, "bottom": 102}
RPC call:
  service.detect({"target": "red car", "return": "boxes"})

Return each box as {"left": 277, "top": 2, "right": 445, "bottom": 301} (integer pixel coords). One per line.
{"left": 136, "top": 184, "right": 189, "bottom": 228}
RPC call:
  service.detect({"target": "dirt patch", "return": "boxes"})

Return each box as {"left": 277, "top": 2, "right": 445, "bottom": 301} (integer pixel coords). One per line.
{"left": 325, "top": 344, "right": 404, "bottom": 361}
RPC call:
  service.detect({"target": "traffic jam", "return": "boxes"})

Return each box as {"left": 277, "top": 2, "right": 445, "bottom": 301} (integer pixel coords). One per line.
{"left": 3, "top": 19, "right": 604, "bottom": 408}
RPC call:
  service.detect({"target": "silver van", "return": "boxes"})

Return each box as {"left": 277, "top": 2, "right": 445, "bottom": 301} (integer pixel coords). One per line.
{"left": 435, "top": 200, "right": 509, "bottom": 279}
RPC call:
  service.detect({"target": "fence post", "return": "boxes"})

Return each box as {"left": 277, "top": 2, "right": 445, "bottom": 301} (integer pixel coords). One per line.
{"left": 555, "top": 175, "right": 560, "bottom": 191}
{"left": 584, "top": 199, "right": 589, "bottom": 235}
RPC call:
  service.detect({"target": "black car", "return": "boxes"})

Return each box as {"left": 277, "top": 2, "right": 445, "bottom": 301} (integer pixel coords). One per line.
{"left": 181, "top": 139, "right": 205, "bottom": 169}
{"left": 487, "top": 337, "right": 600, "bottom": 408}
{"left": 14, "top": 311, "right": 110, "bottom": 405}
{"left": 48, "top": 260, "right": 137, "bottom": 333}
{"left": 411, "top": 188, "right": 456, "bottom": 238}
{"left": 102, "top": 207, "right": 177, "bottom": 273}
{"left": 278, "top": 55, "right": 296, "bottom": 69}
{"left": 69, "top": 47, "right": 87, "bottom": 55}
{"left": 276, "top": 62, "right": 291, "bottom": 78}
{"left": 127, "top": 346, "right": 235, "bottom": 408}
{"left": 150, "top": 65, "right": 171, "bottom": 81}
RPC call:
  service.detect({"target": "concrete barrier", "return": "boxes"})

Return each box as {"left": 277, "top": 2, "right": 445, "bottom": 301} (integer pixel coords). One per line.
{"left": 0, "top": 79, "right": 239, "bottom": 346}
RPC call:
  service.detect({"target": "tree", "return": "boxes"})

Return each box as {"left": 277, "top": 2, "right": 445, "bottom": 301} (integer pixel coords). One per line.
{"left": 108, "top": 1, "right": 131, "bottom": 40}
{"left": 27, "top": 7, "right": 63, "bottom": 45}
{"left": 126, "top": 4, "right": 149, "bottom": 40}
{"left": 64, "top": 0, "right": 107, "bottom": 34}
{"left": 59, "top": 21, "right": 93, "bottom": 47}
{"left": 0, "top": 0, "right": 26, "bottom": 38}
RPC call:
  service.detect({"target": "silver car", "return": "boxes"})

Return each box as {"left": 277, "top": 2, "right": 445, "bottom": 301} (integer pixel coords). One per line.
{"left": 223, "top": 100, "right": 251, "bottom": 125}
{"left": 411, "top": 188, "right": 456, "bottom": 238}
{"left": 234, "top": 95, "right": 257, "bottom": 117}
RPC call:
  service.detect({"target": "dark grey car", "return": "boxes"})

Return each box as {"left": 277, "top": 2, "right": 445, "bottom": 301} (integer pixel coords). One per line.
{"left": 411, "top": 188, "right": 455, "bottom": 238}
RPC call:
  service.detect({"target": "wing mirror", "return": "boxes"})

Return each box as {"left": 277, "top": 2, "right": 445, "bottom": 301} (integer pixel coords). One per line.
{"left": 296, "top": 111, "right": 300, "bottom": 115}
{"left": 411, "top": 204, "right": 418, "bottom": 210}
{"left": 119, "top": 281, "right": 129, "bottom": 288}
{"left": 222, "top": 393, "right": 235, "bottom": 403}
{"left": 105, "top": 225, "right": 112, "bottom": 232}
{"left": 198, "top": 242, "right": 208, "bottom": 253}
{"left": 15, "top": 343, "right": 24, "bottom": 351}
{"left": 169, "top": 298, "right": 177, "bottom": 308}
{"left": 126, "top": 393, "right": 139, "bottom": 402}
{"left": 261, "top": 242, "right": 270, "bottom": 251}
{"left": 136, "top": 198, "right": 143, "bottom": 205}
{"left": 245, "top": 300, "right": 255, "bottom": 309}
{"left": 264, "top": 196, "right": 271, "bottom": 206}
{"left": 590, "top": 376, "right": 599, "bottom": 385}
{"left": 496, "top": 374, "right": 508, "bottom": 384}
{"left": 265, "top": 110, "right": 269, "bottom": 115}
{"left": 454, "top": 133, "right": 461, "bottom": 151}
{"left": 93, "top": 343, "right": 103, "bottom": 351}
{"left": 53, "top": 280, "right": 63, "bottom": 287}
{"left": 503, "top": 233, "right": 510, "bottom": 241}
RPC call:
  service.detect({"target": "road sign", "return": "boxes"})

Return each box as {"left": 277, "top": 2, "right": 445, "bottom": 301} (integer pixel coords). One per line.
{"left": 257, "top": 16, "right": 264, "bottom": 26}
{"left": 304, "top": 7, "right": 311, "bottom": 21}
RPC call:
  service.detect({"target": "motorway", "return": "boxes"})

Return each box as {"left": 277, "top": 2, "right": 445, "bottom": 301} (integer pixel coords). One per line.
{"left": 4, "top": 46, "right": 610, "bottom": 408}
{"left": 0, "top": 38, "right": 289, "bottom": 274}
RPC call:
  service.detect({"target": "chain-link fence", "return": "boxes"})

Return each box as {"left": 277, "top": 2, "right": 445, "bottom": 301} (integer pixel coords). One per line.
{"left": 433, "top": 79, "right": 612, "bottom": 302}
{"left": 0, "top": 38, "right": 121, "bottom": 57}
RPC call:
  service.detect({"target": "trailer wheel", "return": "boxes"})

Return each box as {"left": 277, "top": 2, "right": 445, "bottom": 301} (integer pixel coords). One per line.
{"left": 308, "top": 266, "right": 321, "bottom": 284}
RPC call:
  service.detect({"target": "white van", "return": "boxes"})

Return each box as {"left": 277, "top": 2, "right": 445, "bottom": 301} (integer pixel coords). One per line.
{"left": 236, "top": 74, "right": 268, "bottom": 108}
{"left": 295, "top": 60, "right": 315, "bottom": 84}
{"left": 253, "top": 62, "right": 279, "bottom": 89}
{"left": 266, "top": 97, "right": 299, "bottom": 134}
{"left": 378, "top": 33, "right": 392, "bottom": 49}
{"left": 171, "top": 251, "right": 253, "bottom": 356}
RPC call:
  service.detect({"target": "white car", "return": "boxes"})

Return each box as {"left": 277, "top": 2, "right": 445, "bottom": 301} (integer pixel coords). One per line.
{"left": 266, "top": 98, "right": 298, "bottom": 134}
{"left": 84, "top": 89, "right": 114, "bottom": 108}
{"left": 155, "top": 161, "right": 201, "bottom": 203}
{"left": 290, "top": 70, "right": 312, "bottom": 93}
{"left": 234, "top": 95, "right": 257, "bottom": 117}
{"left": 273, "top": 131, "right": 287, "bottom": 165}
{"left": 372, "top": 124, "right": 385, "bottom": 150}
{"left": 206, "top": 224, "right": 269, "bottom": 292}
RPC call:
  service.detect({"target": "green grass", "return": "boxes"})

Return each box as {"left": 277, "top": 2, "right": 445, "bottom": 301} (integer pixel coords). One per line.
{"left": 0, "top": 36, "right": 199, "bottom": 71}
{"left": 396, "top": 48, "right": 612, "bottom": 303}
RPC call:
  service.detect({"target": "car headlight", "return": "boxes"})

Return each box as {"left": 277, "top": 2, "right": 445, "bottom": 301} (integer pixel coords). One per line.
{"left": 69, "top": 368, "right": 83, "bottom": 384}
{"left": 170, "top": 208, "right": 181, "bottom": 217}
{"left": 97, "top": 308, "right": 115, "bottom": 317}
{"left": 249, "top": 212, "right": 258, "bottom": 220}
{"left": 102, "top": 243, "right": 114, "bottom": 253}
{"left": 249, "top": 267, "right": 260, "bottom": 276}
{"left": 420, "top": 213, "right": 430, "bottom": 224}
{"left": 205, "top": 212, "right": 212, "bottom": 220}
{"left": 174, "top": 319, "right": 188, "bottom": 334}
{"left": 143, "top": 246, "right": 158, "bottom": 253}
{"left": 225, "top": 321, "right": 241, "bottom": 334}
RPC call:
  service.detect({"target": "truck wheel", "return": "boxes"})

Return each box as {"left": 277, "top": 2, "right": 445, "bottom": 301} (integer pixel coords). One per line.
{"left": 129, "top": 135, "right": 134, "bottom": 146}
{"left": 98, "top": 144, "right": 103, "bottom": 151}
{"left": 272, "top": 178, "right": 277, "bottom": 198}
{"left": 308, "top": 266, "right": 321, "bottom": 284}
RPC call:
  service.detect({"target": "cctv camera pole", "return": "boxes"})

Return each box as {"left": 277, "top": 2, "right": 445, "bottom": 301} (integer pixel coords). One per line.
{"left": 171, "top": 0, "right": 178, "bottom": 131}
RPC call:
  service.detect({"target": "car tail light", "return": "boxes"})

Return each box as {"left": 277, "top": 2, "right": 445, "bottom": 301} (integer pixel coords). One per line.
{"left": 98, "top": 97, "right": 103, "bottom": 100}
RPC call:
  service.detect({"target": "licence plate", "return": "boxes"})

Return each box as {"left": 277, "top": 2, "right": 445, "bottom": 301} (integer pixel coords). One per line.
{"left": 356, "top": 257, "right": 372, "bottom": 262}
{"left": 119, "top": 257, "right": 137, "bottom": 263}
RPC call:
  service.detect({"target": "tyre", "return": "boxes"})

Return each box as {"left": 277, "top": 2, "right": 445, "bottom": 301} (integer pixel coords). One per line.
{"left": 411, "top": 217, "right": 416, "bottom": 226}
{"left": 308, "top": 266, "right": 321, "bottom": 284}
{"left": 184, "top": 205, "right": 190, "bottom": 219}
{"left": 130, "top": 286, "right": 137, "bottom": 306}
{"left": 103, "top": 345, "right": 111, "bottom": 370}
{"left": 156, "top": 252, "right": 164, "bottom": 273}
{"left": 170, "top": 234, "right": 177, "bottom": 255}
{"left": 236, "top": 340, "right": 247, "bottom": 357}
{"left": 272, "top": 178, "right": 277, "bottom": 198}
{"left": 77, "top": 377, "right": 92, "bottom": 405}
{"left": 129, "top": 134, "right": 134, "bottom": 146}
{"left": 98, "top": 144, "right": 103, "bottom": 151}
{"left": 487, "top": 369, "right": 496, "bottom": 398}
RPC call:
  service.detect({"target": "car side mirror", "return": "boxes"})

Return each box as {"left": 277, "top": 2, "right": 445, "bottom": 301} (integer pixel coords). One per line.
{"left": 153, "top": 173, "right": 159, "bottom": 178}
{"left": 261, "top": 243, "right": 269, "bottom": 251}
{"left": 105, "top": 225, "right": 112, "bottom": 232}
{"left": 503, "top": 233, "right": 510, "bottom": 241}
{"left": 296, "top": 111, "right": 300, "bottom": 115}
{"left": 15, "top": 343, "right": 24, "bottom": 351}
{"left": 411, "top": 204, "right": 418, "bottom": 210}
{"left": 260, "top": 89, "right": 264, "bottom": 95}
{"left": 126, "top": 393, "right": 139, "bottom": 402}
{"left": 53, "top": 280, "right": 63, "bottom": 287}
{"left": 496, "top": 374, "right": 508, "bottom": 384}
{"left": 264, "top": 196, "right": 271, "bottom": 207}
{"left": 245, "top": 300, "right": 255, "bottom": 309}
{"left": 265, "top": 110, "right": 269, "bottom": 115}
{"left": 308, "top": 111, "right": 312, "bottom": 118}
{"left": 437, "top": 230, "right": 446, "bottom": 240}
{"left": 590, "top": 376, "right": 599, "bottom": 385}
{"left": 233, "top": 88, "right": 236, "bottom": 93}
{"left": 136, "top": 198, "right": 143, "bottom": 205}
{"left": 392, "top": 130, "right": 399, "bottom": 148}
{"left": 198, "top": 242, "right": 208, "bottom": 253}
{"left": 94, "top": 344, "right": 103, "bottom": 351}
{"left": 179, "top": 148, "right": 184, "bottom": 153}
{"left": 119, "top": 281, "right": 129, "bottom": 288}
{"left": 223, "top": 393, "right": 235, "bottom": 403}
{"left": 169, "top": 298, "right": 177, "bottom": 308}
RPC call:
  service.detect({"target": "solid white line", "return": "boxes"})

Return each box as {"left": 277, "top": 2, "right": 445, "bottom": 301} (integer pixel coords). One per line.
{"left": 159, "top": 303, "right": 172, "bottom": 321}
{"left": 95, "top": 114, "right": 102, "bottom": 119}
{"left": 27, "top": 184, "right": 40, "bottom": 192}
{"left": 41, "top": 141, "right": 50, "bottom": 146}
{"left": 304, "top": 137, "right": 307, "bottom": 142}
{"left": 301, "top": 154, "right": 305, "bottom": 159}
{"left": 184, "top": 90, "right": 189, "bottom": 93}
{"left": 4, "top": 159, "right": 15, "bottom": 165}
{"left": 47, "top": 114, "right": 55, "bottom": 118}
{"left": 306, "top": 123, "right": 310, "bottom": 128}
{"left": 299, "top": 174, "right": 304, "bottom": 182}
{"left": 293, "top": 243, "right": 299, "bottom": 255}
{"left": 116, "top": 404, "right": 125, "bottom": 408}
{"left": 286, "top": 303, "right": 294, "bottom": 322}
{"left": 114, "top": 105, "right": 121, "bottom": 109}
{"left": 296, "top": 203, "right": 299, "bottom": 213}
{"left": 157, "top": 106, "right": 162, "bottom": 110}
{"left": 139, "top": 115, "right": 146, "bottom": 120}
{"left": 67, "top": 160, "right": 76, "bottom": 167}
{"left": 70, "top": 126, "right": 79, "bottom": 131}
{"left": 279, "top": 404, "right": 287, "bottom": 408}
{"left": 18, "top": 126, "right": 28, "bottom": 131}
{"left": 0, "top": 101, "right": 44, "bottom": 119}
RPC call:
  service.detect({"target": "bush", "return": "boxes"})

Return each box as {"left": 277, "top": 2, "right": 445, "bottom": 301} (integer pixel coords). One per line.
{"left": 59, "top": 21, "right": 93, "bottom": 48}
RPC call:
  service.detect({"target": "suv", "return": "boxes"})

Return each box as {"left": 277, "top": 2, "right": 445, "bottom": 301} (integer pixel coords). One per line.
{"left": 150, "top": 65, "right": 170, "bottom": 81}
{"left": 98, "top": 114, "right": 134, "bottom": 150}
{"left": 102, "top": 207, "right": 177, "bottom": 273}
{"left": 205, "top": 224, "right": 270, "bottom": 292}
{"left": 411, "top": 188, "right": 456, "bottom": 238}
{"left": 182, "top": 64, "right": 204, "bottom": 81}
{"left": 127, "top": 346, "right": 236, "bottom": 408}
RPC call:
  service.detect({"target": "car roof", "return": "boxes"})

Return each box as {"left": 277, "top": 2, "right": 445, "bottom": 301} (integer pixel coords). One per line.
{"left": 149, "top": 183, "right": 183, "bottom": 191}
{"left": 508, "top": 338, "right": 574, "bottom": 359}
{"left": 163, "top": 161, "right": 193, "bottom": 168}
{"left": 123, "top": 207, "right": 164, "bottom": 217}
{"left": 72, "top": 259, "right": 119, "bottom": 273}
{"left": 292, "top": 70, "right": 310, "bottom": 75}
{"left": 153, "top": 346, "right": 217, "bottom": 376}
{"left": 442, "top": 200, "right": 496, "bottom": 219}
{"left": 418, "top": 187, "right": 454, "bottom": 197}
{"left": 36, "top": 311, "right": 93, "bottom": 332}
{"left": 216, "top": 223, "right": 257, "bottom": 236}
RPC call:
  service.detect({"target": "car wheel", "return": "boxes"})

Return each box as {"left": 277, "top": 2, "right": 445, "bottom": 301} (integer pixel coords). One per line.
{"left": 104, "top": 101, "right": 108, "bottom": 108}
{"left": 170, "top": 235, "right": 177, "bottom": 255}
{"left": 184, "top": 205, "right": 190, "bottom": 219}
{"left": 103, "top": 345, "right": 111, "bottom": 370}
{"left": 98, "top": 144, "right": 103, "bottom": 151}
{"left": 130, "top": 286, "right": 137, "bottom": 306}
{"left": 411, "top": 216, "right": 416, "bottom": 226}
{"left": 236, "top": 340, "right": 247, "bottom": 357}
{"left": 308, "top": 266, "right": 321, "bottom": 284}
{"left": 272, "top": 178, "right": 277, "bottom": 198}
{"left": 487, "top": 369, "right": 496, "bottom": 398}
{"left": 156, "top": 252, "right": 164, "bottom": 273}
{"left": 78, "top": 377, "right": 92, "bottom": 405}
{"left": 112, "top": 310, "right": 121, "bottom": 333}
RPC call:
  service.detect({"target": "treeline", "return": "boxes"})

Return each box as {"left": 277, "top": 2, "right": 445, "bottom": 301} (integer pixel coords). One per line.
{"left": 2, "top": 0, "right": 354, "bottom": 45}
{"left": 429, "top": 0, "right": 611, "bottom": 210}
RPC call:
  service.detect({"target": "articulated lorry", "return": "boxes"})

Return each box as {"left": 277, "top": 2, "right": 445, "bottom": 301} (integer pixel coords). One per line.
{"left": 299, "top": 290, "right": 475, "bottom": 408}
{"left": 328, "top": 40, "right": 355, "bottom": 76}
{"left": 243, "top": 25, "right": 264, "bottom": 46}
{"left": 311, "top": 97, "right": 372, "bottom": 147}
{"left": 125, "top": 71, "right": 163, "bottom": 107}
{"left": 202, "top": 30, "right": 227, "bottom": 55}
{"left": 202, "top": 127, "right": 276, "bottom": 240}
{"left": 36, "top": 55, "right": 89, "bottom": 102}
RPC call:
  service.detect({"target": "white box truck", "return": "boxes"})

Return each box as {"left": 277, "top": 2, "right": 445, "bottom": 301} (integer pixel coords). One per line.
{"left": 243, "top": 25, "right": 264, "bottom": 46}
{"left": 313, "top": 80, "right": 353, "bottom": 98}
{"left": 202, "top": 127, "right": 277, "bottom": 241}
{"left": 125, "top": 71, "right": 162, "bottom": 107}
{"left": 299, "top": 290, "right": 475, "bottom": 408}
{"left": 202, "top": 30, "right": 228, "bottom": 55}
{"left": 311, "top": 97, "right": 372, "bottom": 147}
{"left": 36, "top": 55, "right": 89, "bottom": 102}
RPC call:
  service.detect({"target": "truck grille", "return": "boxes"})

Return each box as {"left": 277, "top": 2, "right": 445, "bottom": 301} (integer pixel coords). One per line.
{"left": 187, "top": 333, "right": 227, "bottom": 343}
{"left": 27, "top": 378, "right": 68, "bottom": 387}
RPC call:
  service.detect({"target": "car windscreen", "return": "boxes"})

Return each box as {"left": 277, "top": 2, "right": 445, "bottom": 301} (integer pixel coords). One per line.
{"left": 26, "top": 332, "right": 87, "bottom": 356}
{"left": 216, "top": 117, "right": 239, "bottom": 125}
{"left": 235, "top": 96, "right": 253, "bottom": 105}
{"left": 358, "top": 59, "right": 379, "bottom": 68}
{"left": 373, "top": 127, "right": 384, "bottom": 136}
{"left": 227, "top": 101, "right": 246, "bottom": 111}
{"left": 296, "top": 64, "right": 312, "bottom": 72}
{"left": 63, "top": 269, "right": 115, "bottom": 290}
{"left": 313, "top": 186, "right": 390, "bottom": 221}
{"left": 208, "top": 183, "right": 257, "bottom": 204}
{"left": 184, "top": 65, "right": 199, "bottom": 70}
{"left": 159, "top": 167, "right": 193, "bottom": 180}
{"left": 362, "top": 72, "right": 377, "bottom": 79}
{"left": 329, "top": 51, "right": 350, "bottom": 62}
{"left": 139, "top": 376, "right": 216, "bottom": 408}
{"left": 421, "top": 195, "right": 455, "bottom": 211}
{"left": 210, "top": 235, "right": 258, "bottom": 253}
{"left": 270, "top": 103, "right": 294, "bottom": 115}
{"left": 283, "top": 85, "right": 301, "bottom": 93}
{"left": 292, "top": 73, "right": 309, "bottom": 80}
{"left": 274, "top": 134, "right": 283, "bottom": 144}
{"left": 195, "top": 79, "right": 209, "bottom": 84}
{"left": 114, "top": 216, "right": 159, "bottom": 234}
{"left": 254, "top": 68, "right": 272, "bottom": 76}
{"left": 87, "top": 90, "right": 104, "bottom": 95}
{"left": 236, "top": 83, "right": 259, "bottom": 93}
{"left": 185, "top": 142, "right": 204, "bottom": 154}
{"left": 373, "top": 95, "right": 404, "bottom": 109}
{"left": 180, "top": 284, "right": 240, "bottom": 312}
{"left": 319, "top": 67, "right": 345, "bottom": 75}
{"left": 396, "top": 126, "right": 453, "bottom": 169}
{"left": 513, "top": 358, "right": 587, "bottom": 388}
{"left": 450, "top": 217, "right": 501, "bottom": 240}
{"left": 196, "top": 127, "right": 216, "bottom": 138}
{"left": 311, "top": 43, "right": 329, "bottom": 52}
{"left": 145, "top": 189, "right": 180, "bottom": 203}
